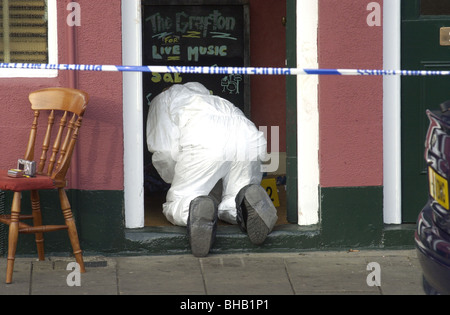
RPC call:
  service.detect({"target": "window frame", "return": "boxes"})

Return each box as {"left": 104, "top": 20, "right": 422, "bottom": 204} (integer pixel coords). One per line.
{"left": 0, "top": 0, "right": 58, "bottom": 78}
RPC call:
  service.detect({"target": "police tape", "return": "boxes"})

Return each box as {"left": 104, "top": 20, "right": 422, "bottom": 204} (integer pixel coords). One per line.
{"left": 1, "top": 62, "right": 450, "bottom": 76}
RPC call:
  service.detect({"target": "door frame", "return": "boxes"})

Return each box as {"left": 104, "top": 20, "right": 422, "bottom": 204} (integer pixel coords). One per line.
{"left": 382, "top": 0, "right": 450, "bottom": 224}
{"left": 122, "top": 0, "right": 403, "bottom": 228}
{"left": 296, "top": 0, "right": 320, "bottom": 225}
{"left": 121, "top": 0, "right": 321, "bottom": 228}
{"left": 122, "top": 0, "right": 144, "bottom": 228}
{"left": 383, "top": 0, "right": 402, "bottom": 224}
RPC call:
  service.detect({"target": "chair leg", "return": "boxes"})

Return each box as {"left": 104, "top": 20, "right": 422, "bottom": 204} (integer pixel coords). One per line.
{"left": 58, "top": 189, "right": 85, "bottom": 273}
{"left": 31, "top": 190, "right": 45, "bottom": 261}
{"left": 6, "top": 192, "right": 21, "bottom": 284}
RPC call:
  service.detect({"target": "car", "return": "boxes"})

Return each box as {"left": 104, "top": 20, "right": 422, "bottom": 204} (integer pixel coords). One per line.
{"left": 415, "top": 101, "right": 450, "bottom": 295}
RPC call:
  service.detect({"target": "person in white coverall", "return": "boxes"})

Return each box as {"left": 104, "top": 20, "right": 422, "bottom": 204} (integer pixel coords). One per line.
{"left": 146, "top": 82, "right": 277, "bottom": 257}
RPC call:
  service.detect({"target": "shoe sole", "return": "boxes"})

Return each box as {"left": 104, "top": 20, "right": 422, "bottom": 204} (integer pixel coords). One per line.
{"left": 244, "top": 198, "right": 270, "bottom": 245}
{"left": 188, "top": 197, "right": 216, "bottom": 257}
{"left": 243, "top": 185, "right": 278, "bottom": 245}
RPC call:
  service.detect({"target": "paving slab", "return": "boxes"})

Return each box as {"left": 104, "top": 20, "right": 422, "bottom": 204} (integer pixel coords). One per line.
{"left": 116, "top": 255, "right": 205, "bottom": 295}
{"left": 0, "top": 249, "right": 426, "bottom": 295}
{"left": 199, "top": 254, "right": 294, "bottom": 295}
{"left": 31, "top": 257, "right": 118, "bottom": 295}
{"left": 0, "top": 258, "right": 31, "bottom": 295}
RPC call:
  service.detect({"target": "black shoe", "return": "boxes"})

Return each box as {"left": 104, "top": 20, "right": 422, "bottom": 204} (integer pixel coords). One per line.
{"left": 187, "top": 196, "right": 218, "bottom": 257}
{"left": 236, "top": 184, "right": 278, "bottom": 245}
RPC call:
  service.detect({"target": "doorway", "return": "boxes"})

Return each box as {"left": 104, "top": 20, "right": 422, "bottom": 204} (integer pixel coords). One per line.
{"left": 401, "top": 0, "right": 450, "bottom": 222}
{"left": 141, "top": 0, "right": 290, "bottom": 227}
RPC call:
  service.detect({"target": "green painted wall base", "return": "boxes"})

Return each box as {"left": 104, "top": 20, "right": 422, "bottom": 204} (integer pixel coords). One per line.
{"left": 319, "top": 186, "right": 416, "bottom": 249}
{"left": 320, "top": 186, "right": 384, "bottom": 247}
{"left": 122, "top": 186, "right": 415, "bottom": 255}
{"left": 0, "top": 186, "right": 416, "bottom": 257}
{"left": 0, "top": 190, "right": 125, "bottom": 256}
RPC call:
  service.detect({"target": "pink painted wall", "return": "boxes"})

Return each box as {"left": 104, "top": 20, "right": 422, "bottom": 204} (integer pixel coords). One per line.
{"left": 0, "top": 1, "right": 383, "bottom": 193}
{"left": 0, "top": 0, "right": 123, "bottom": 191}
{"left": 0, "top": 0, "right": 287, "bottom": 195}
{"left": 318, "top": 0, "right": 383, "bottom": 187}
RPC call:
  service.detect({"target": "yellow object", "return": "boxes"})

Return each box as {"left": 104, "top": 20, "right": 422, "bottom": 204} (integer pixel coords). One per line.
{"left": 261, "top": 178, "right": 280, "bottom": 207}
{"left": 429, "top": 167, "right": 449, "bottom": 210}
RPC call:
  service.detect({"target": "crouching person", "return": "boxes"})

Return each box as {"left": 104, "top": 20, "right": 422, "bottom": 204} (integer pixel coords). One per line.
{"left": 146, "top": 82, "right": 278, "bottom": 257}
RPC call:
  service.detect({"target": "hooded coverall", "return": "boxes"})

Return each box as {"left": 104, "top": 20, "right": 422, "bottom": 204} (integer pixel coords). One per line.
{"left": 146, "top": 82, "right": 267, "bottom": 226}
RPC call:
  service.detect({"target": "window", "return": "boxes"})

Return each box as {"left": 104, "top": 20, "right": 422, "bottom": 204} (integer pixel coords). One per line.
{"left": 0, "top": 0, "right": 57, "bottom": 77}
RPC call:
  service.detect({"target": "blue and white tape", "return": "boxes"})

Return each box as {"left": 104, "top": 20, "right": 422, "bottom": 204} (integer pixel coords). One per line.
{"left": 1, "top": 62, "right": 450, "bottom": 76}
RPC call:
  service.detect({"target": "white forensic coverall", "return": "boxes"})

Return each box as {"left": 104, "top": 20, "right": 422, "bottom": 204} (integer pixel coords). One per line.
{"left": 146, "top": 82, "right": 267, "bottom": 226}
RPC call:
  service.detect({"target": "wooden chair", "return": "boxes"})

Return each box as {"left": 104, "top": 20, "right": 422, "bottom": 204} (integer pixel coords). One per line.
{"left": 0, "top": 87, "right": 89, "bottom": 284}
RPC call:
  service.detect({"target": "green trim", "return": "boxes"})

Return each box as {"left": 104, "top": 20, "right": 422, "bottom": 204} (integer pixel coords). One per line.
{"left": 0, "top": 190, "right": 125, "bottom": 256}
{"left": 285, "top": 0, "right": 298, "bottom": 224}
{"left": 401, "top": 0, "right": 420, "bottom": 20}
{"left": 320, "top": 186, "right": 384, "bottom": 247}
{"left": 0, "top": 187, "right": 415, "bottom": 256}
{"left": 125, "top": 186, "right": 414, "bottom": 254}
{"left": 319, "top": 186, "right": 415, "bottom": 248}
{"left": 382, "top": 224, "right": 417, "bottom": 248}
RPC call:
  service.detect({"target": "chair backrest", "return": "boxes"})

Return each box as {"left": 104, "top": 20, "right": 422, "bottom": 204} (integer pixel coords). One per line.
{"left": 25, "top": 88, "right": 89, "bottom": 184}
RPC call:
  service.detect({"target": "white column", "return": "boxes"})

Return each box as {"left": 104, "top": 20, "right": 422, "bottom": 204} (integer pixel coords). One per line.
{"left": 122, "top": 0, "right": 144, "bottom": 228}
{"left": 297, "top": 0, "right": 320, "bottom": 225}
{"left": 383, "top": 0, "right": 402, "bottom": 224}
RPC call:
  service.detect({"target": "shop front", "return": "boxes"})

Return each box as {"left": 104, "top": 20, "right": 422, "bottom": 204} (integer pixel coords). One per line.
{"left": 0, "top": 0, "right": 416, "bottom": 257}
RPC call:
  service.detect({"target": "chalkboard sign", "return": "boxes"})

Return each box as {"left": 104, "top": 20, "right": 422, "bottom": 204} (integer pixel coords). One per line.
{"left": 142, "top": 0, "right": 250, "bottom": 116}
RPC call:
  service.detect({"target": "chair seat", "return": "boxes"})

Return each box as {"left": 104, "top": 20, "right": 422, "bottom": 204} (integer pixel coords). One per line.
{"left": 0, "top": 170, "right": 57, "bottom": 192}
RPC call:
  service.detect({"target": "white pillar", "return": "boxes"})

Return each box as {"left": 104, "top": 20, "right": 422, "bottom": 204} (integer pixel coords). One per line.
{"left": 122, "top": 0, "right": 144, "bottom": 228}
{"left": 297, "top": 0, "right": 320, "bottom": 225}
{"left": 383, "top": 0, "right": 402, "bottom": 224}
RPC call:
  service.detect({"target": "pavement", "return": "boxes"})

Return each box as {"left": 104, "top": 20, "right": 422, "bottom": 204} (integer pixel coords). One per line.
{"left": 0, "top": 249, "right": 425, "bottom": 297}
